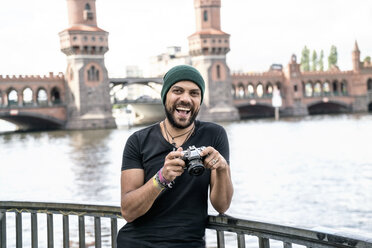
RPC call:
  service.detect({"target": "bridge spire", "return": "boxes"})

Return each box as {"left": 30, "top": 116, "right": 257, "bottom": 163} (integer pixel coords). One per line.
{"left": 188, "top": 0, "right": 239, "bottom": 122}
{"left": 59, "top": 0, "right": 116, "bottom": 129}
{"left": 352, "top": 40, "right": 361, "bottom": 72}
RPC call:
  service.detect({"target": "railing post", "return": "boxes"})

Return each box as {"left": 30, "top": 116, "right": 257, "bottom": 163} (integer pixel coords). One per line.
{"left": 111, "top": 218, "right": 117, "bottom": 248}
{"left": 0, "top": 210, "right": 6, "bottom": 248}
{"left": 94, "top": 216, "right": 102, "bottom": 248}
{"left": 47, "top": 213, "right": 54, "bottom": 248}
{"left": 259, "top": 237, "right": 270, "bottom": 248}
{"left": 283, "top": 242, "right": 292, "bottom": 248}
{"left": 217, "top": 230, "right": 225, "bottom": 248}
{"left": 31, "top": 212, "right": 38, "bottom": 248}
{"left": 79, "top": 215, "right": 85, "bottom": 248}
{"left": 237, "top": 233, "right": 245, "bottom": 248}
{"left": 16, "top": 211, "right": 22, "bottom": 248}
{"left": 63, "top": 215, "right": 69, "bottom": 248}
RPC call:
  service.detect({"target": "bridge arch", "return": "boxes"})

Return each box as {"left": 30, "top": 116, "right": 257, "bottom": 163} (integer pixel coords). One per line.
{"left": 256, "top": 82, "right": 263, "bottom": 98}
{"left": 332, "top": 80, "right": 338, "bottom": 95}
{"left": 307, "top": 100, "right": 349, "bottom": 115}
{"left": 314, "top": 81, "right": 321, "bottom": 96}
{"left": 266, "top": 82, "right": 273, "bottom": 97}
{"left": 0, "top": 111, "right": 65, "bottom": 130}
{"left": 341, "top": 79, "right": 348, "bottom": 95}
{"left": 237, "top": 82, "right": 245, "bottom": 98}
{"left": 247, "top": 83, "right": 254, "bottom": 97}
{"left": 22, "top": 87, "right": 33, "bottom": 106}
{"left": 37, "top": 87, "right": 48, "bottom": 106}
{"left": 7, "top": 88, "right": 18, "bottom": 106}
{"left": 237, "top": 102, "right": 274, "bottom": 119}
{"left": 51, "top": 87, "right": 62, "bottom": 104}
{"left": 322, "top": 81, "right": 330, "bottom": 96}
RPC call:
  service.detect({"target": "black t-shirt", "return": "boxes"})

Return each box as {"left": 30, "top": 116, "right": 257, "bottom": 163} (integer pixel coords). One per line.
{"left": 117, "top": 120, "right": 230, "bottom": 248}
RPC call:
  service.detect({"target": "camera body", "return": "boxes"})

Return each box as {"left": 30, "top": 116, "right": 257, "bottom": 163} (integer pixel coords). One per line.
{"left": 182, "top": 146, "right": 206, "bottom": 176}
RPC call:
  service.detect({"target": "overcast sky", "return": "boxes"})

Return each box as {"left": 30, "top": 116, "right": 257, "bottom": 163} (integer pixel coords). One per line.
{"left": 1, "top": 0, "right": 372, "bottom": 77}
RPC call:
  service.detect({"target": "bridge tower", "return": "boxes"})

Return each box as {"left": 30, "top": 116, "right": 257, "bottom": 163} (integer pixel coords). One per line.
{"left": 59, "top": 0, "right": 116, "bottom": 129}
{"left": 188, "top": 0, "right": 239, "bottom": 121}
{"left": 352, "top": 41, "right": 361, "bottom": 72}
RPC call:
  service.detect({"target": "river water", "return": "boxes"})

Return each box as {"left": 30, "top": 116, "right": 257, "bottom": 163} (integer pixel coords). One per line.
{"left": 1, "top": 114, "right": 372, "bottom": 247}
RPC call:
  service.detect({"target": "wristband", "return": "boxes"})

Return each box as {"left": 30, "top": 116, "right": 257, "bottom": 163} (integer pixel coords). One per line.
{"left": 158, "top": 168, "right": 171, "bottom": 185}
{"left": 153, "top": 176, "right": 165, "bottom": 191}
{"left": 155, "top": 168, "right": 174, "bottom": 189}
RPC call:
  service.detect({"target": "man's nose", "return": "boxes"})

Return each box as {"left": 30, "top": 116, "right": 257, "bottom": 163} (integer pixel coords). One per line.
{"left": 179, "top": 92, "right": 192, "bottom": 103}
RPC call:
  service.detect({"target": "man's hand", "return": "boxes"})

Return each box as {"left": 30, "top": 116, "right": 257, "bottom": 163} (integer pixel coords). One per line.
{"left": 162, "top": 147, "right": 186, "bottom": 182}
{"left": 200, "top": 146, "right": 227, "bottom": 171}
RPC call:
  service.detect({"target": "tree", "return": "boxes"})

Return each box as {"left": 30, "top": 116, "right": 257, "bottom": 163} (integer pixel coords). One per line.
{"left": 319, "top": 50, "right": 324, "bottom": 71}
{"left": 364, "top": 56, "right": 371, "bottom": 64}
{"left": 300, "top": 46, "right": 310, "bottom": 71}
{"left": 328, "top": 45, "right": 338, "bottom": 69}
{"left": 311, "top": 50, "right": 318, "bottom": 71}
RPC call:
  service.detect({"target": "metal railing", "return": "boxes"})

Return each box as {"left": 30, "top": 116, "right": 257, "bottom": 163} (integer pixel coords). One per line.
{"left": 1, "top": 201, "right": 371, "bottom": 248}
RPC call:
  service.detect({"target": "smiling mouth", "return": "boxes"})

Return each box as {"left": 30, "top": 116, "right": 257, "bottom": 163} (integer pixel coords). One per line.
{"left": 176, "top": 107, "right": 191, "bottom": 115}
{"left": 176, "top": 107, "right": 191, "bottom": 117}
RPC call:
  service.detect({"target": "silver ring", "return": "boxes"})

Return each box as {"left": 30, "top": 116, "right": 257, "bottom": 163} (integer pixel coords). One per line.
{"left": 211, "top": 158, "right": 218, "bottom": 165}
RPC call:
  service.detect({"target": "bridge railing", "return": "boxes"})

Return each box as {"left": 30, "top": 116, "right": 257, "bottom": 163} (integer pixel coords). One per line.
{"left": 1, "top": 201, "right": 371, "bottom": 248}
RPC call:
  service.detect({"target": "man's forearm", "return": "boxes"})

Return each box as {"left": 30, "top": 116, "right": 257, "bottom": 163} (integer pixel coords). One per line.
{"left": 121, "top": 177, "right": 163, "bottom": 222}
{"left": 210, "top": 165, "right": 233, "bottom": 213}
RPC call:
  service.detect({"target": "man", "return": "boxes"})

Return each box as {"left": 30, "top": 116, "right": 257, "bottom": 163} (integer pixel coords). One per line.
{"left": 117, "top": 65, "right": 233, "bottom": 248}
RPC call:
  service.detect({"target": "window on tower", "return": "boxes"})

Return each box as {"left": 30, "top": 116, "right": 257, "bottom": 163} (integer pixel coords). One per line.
{"left": 84, "top": 3, "right": 94, "bottom": 20}
{"left": 88, "top": 65, "right": 100, "bottom": 81}
{"left": 203, "top": 10, "right": 208, "bottom": 21}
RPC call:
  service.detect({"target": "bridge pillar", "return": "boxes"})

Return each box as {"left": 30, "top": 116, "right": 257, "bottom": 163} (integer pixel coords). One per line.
{"left": 59, "top": 0, "right": 116, "bottom": 130}
{"left": 188, "top": 0, "right": 239, "bottom": 122}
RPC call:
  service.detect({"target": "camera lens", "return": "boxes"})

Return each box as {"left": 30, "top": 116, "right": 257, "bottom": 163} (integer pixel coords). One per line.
{"left": 188, "top": 159, "right": 205, "bottom": 176}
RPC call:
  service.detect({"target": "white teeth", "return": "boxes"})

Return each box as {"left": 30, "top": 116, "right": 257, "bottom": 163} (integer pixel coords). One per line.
{"left": 177, "top": 107, "right": 190, "bottom": 111}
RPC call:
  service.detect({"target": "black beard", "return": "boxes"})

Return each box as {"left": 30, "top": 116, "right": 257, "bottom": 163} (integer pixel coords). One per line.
{"left": 165, "top": 103, "right": 199, "bottom": 129}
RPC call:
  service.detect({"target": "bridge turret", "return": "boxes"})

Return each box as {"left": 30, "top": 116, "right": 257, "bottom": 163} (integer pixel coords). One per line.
{"left": 352, "top": 40, "right": 361, "bottom": 72}
{"left": 188, "top": 0, "right": 230, "bottom": 56}
{"left": 59, "top": 0, "right": 116, "bottom": 130}
{"left": 59, "top": 0, "right": 109, "bottom": 56}
{"left": 188, "top": 0, "right": 239, "bottom": 122}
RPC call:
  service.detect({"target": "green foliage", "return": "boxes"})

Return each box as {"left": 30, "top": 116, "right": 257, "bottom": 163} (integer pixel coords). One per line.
{"left": 364, "top": 56, "right": 371, "bottom": 63}
{"left": 300, "top": 46, "right": 310, "bottom": 71}
{"left": 328, "top": 45, "right": 338, "bottom": 69}
{"left": 311, "top": 50, "right": 318, "bottom": 71}
{"left": 319, "top": 50, "right": 324, "bottom": 71}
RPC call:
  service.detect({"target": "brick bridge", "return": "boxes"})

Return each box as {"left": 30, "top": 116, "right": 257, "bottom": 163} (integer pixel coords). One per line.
{"left": 2, "top": 66, "right": 372, "bottom": 130}
{"left": 231, "top": 55, "right": 372, "bottom": 118}
{"left": 0, "top": 75, "right": 164, "bottom": 130}
{"left": 0, "top": 73, "right": 67, "bottom": 130}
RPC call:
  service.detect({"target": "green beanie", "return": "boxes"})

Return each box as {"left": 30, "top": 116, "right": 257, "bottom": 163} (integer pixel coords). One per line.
{"left": 161, "top": 65, "right": 205, "bottom": 105}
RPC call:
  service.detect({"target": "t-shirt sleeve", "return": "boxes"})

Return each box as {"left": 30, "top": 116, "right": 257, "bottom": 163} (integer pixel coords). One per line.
{"left": 214, "top": 125, "right": 230, "bottom": 165}
{"left": 121, "top": 133, "right": 144, "bottom": 171}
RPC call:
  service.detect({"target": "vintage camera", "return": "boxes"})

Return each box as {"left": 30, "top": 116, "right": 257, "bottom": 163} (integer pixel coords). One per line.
{"left": 182, "top": 146, "right": 206, "bottom": 176}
